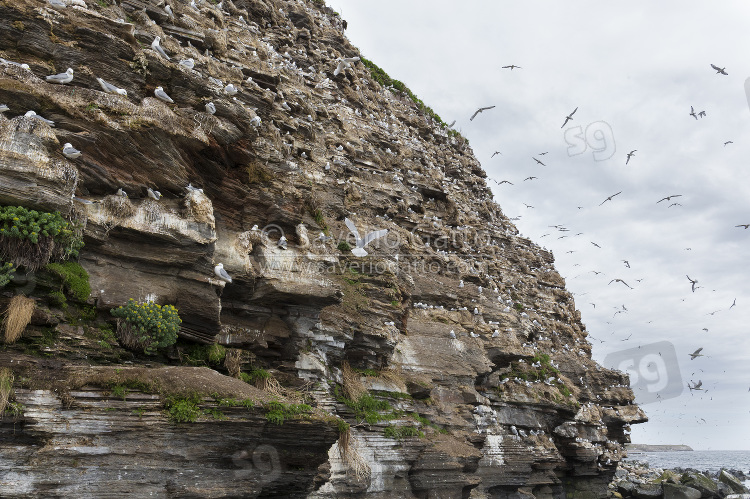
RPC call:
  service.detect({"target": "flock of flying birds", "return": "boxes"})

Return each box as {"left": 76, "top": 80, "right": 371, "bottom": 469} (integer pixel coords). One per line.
{"left": 461, "top": 61, "right": 748, "bottom": 405}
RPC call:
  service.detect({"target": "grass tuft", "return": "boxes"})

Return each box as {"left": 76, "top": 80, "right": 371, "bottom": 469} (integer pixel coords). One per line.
{"left": 3, "top": 295, "right": 35, "bottom": 344}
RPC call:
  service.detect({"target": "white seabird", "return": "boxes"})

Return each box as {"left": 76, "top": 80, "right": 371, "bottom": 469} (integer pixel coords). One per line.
{"left": 224, "top": 83, "right": 238, "bottom": 95}
{"left": 154, "top": 86, "right": 174, "bottom": 103}
{"left": 186, "top": 183, "right": 203, "bottom": 193}
{"left": 333, "top": 56, "right": 360, "bottom": 76}
{"left": 0, "top": 58, "right": 30, "bottom": 70}
{"left": 449, "top": 330, "right": 456, "bottom": 339}
{"left": 0, "top": 104, "right": 8, "bottom": 113}
{"left": 214, "top": 263, "right": 232, "bottom": 283}
{"left": 96, "top": 77, "right": 127, "bottom": 96}
{"left": 151, "top": 36, "right": 171, "bottom": 61}
{"left": 62, "top": 143, "right": 81, "bottom": 159}
{"left": 147, "top": 188, "right": 162, "bottom": 200}
{"left": 24, "top": 110, "right": 54, "bottom": 126}
{"left": 277, "top": 236, "right": 288, "bottom": 250}
{"left": 164, "top": 4, "right": 173, "bottom": 17}
{"left": 48, "top": 0, "right": 66, "bottom": 8}
{"left": 179, "top": 58, "right": 195, "bottom": 70}
{"left": 205, "top": 102, "right": 216, "bottom": 114}
{"left": 344, "top": 217, "right": 388, "bottom": 257}
{"left": 46, "top": 67, "right": 74, "bottom": 84}
{"left": 116, "top": 188, "right": 128, "bottom": 197}
{"left": 249, "top": 116, "right": 261, "bottom": 127}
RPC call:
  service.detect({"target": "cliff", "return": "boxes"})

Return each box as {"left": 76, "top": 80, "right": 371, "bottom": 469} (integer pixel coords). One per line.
{"left": 626, "top": 444, "right": 694, "bottom": 453}
{"left": 0, "top": 0, "right": 646, "bottom": 497}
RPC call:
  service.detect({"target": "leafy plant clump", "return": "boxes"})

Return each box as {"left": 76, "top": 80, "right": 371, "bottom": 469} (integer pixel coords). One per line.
{"left": 0, "top": 262, "right": 14, "bottom": 288}
{"left": 164, "top": 394, "right": 202, "bottom": 423}
{"left": 111, "top": 299, "right": 181, "bottom": 355}
{"left": 384, "top": 425, "right": 423, "bottom": 440}
{"left": 239, "top": 368, "right": 270, "bottom": 384}
{"left": 264, "top": 400, "right": 313, "bottom": 425}
{"left": 337, "top": 241, "right": 351, "bottom": 252}
{"left": 46, "top": 261, "right": 91, "bottom": 302}
{"left": 0, "top": 205, "right": 84, "bottom": 270}
{"left": 335, "top": 386, "right": 396, "bottom": 425}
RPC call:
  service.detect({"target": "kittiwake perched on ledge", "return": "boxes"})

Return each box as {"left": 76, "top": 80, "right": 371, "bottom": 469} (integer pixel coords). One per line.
{"left": 0, "top": 104, "right": 9, "bottom": 113}
{"left": 224, "top": 83, "right": 238, "bottom": 95}
{"left": 151, "top": 36, "right": 171, "bottom": 61}
{"left": 24, "top": 110, "right": 54, "bottom": 127}
{"left": 214, "top": 263, "right": 232, "bottom": 283}
{"left": 97, "top": 77, "right": 127, "bottom": 96}
{"left": 344, "top": 217, "right": 388, "bottom": 257}
{"left": 147, "top": 188, "right": 162, "bottom": 200}
{"left": 205, "top": 102, "right": 216, "bottom": 115}
{"left": 277, "top": 236, "right": 288, "bottom": 250}
{"left": 116, "top": 188, "right": 128, "bottom": 197}
{"left": 179, "top": 58, "right": 195, "bottom": 70}
{"left": 62, "top": 143, "right": 81, "bottom": 159}
{"left": 0, "top": 58, "right": 30, "bottom": 70}
{"left": 154, "top": 86, "right": 174, "bottom": 103}
{"left": 46, "top": 68, "right": 74, "bottom": 84}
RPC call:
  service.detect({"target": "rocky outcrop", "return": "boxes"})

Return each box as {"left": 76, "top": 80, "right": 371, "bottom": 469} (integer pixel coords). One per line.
{"left": 0, "top": 0, "right": 645, "bottom": 497}
{"left": 611, "top": 461, "right": 749, "bottom": 499}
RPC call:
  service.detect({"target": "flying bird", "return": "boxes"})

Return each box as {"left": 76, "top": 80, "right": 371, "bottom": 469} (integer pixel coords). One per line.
{"left": 214, "top": 263, "right": 232, "bottom": 283}
{"left": 154, "top": 86, "right": 174, "bottom": 103}
{"left": 688, "top": 380, "right": 703, "bottom": 391}
{"left": 689, "top": 348, "right": 704, "bottom": 360}
{"left": 689, "top": 106, "right": 698, "bottom": 120}
{"left": 736, "top": 224, "right": 750, "bottom": 229}
{"left": 539, "top": 152, "right": 548, "bottom": 155}
{"left": 491, "top": 151, "right": 502, "bottom": 158}
{"left": 686, "top": 275, "right": 698, "bottom": 292}
{"left": 62, "top": 143, "right": 81, "bottom": 159}
{"left": 599, "top": 191, "right": 622, "bottom": 206}
{"left": 561, "top": 107, "right": 577, "bottom": 128}
{"left": 333, "top": 56, "right": 360, "bottom": 76}
{"left": 590, "top": 242, "right": 601, "bottom": 248}
{"left": 501, "top": 65, "right": 522, "bottom": 70}
{"left": 609, "top": 279, "right": 633, "bottom": 289}
{"left": 470, "top": 105, "right": 495, "bottom": 121}
{"left": 724, "top": 141, "right": 733, "bottom": 146}
{"left": 698, "top": 110, "right": 706, "bottom": 118}
{"left": 625, "top": 150, "right": 636, "bottom": 164}
{"left": 710, "top": 64, "right": 727, "bottom": 75}
{"left": 345, "top": 217, "right": 388, "bottom": 257}
{"left": 729, "top": 298, "right": 736, "bottom": 309}
{"left": 151, "top": 36, "right": 170, "bottom": 60}
{"left": 622, "top": 260, "right": 630, "bottom": 268}
{"left": 668, "top": 203, "right": 682, "bottom": 208}
{"left": 657, "top": 194, "right": 682, "bottom": 204}
{"left": 96, "top": 77, "right": 127, "bottom": 96}
{"left": 493, "top": 179, "right": 514, "bottom": 185}
{"left": 533, "top": 157, "right": 546, "bottom": 166}
{"left": 46, "top": 67, "right": 74, "bottom": 84}
{"left": 523, "top": 176, "right": 537, "bottom": 181}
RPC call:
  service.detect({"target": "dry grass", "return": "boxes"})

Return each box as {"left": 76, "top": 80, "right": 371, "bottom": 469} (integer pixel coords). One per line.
{"left": 341, "top": 362, "right": 366, "bottom": 401}
{"left": 115, "top": 320, "right": 145, "bottom": 351}
{"left": 338, "top": 429, "right": 370, "bottom": 479}
{"left": 183, "top": 191, "right": 214, "bottom": 226}
{"left": 255, "top": 375, "right": 284, "bottom": 398}
{"left": 0, "top": 367, "right": 13, "bottom": 415}
{"left": 224, "top": 348, "right": 244, "bottom": 378}
{"left": 102, "top": 195, "right": 136, "bottom": 220}
{"left": 3, "top": 295, "right": 36, "bottom": 343}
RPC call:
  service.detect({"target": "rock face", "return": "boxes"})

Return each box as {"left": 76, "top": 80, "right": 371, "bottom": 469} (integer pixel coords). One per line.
{"left": 0, "top": 0, "right": 645, "bottom": 497}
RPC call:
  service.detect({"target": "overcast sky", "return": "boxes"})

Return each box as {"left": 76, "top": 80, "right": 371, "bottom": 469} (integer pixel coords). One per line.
{"left": 329, "top": 0, "right": 750, "bottom": 450}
